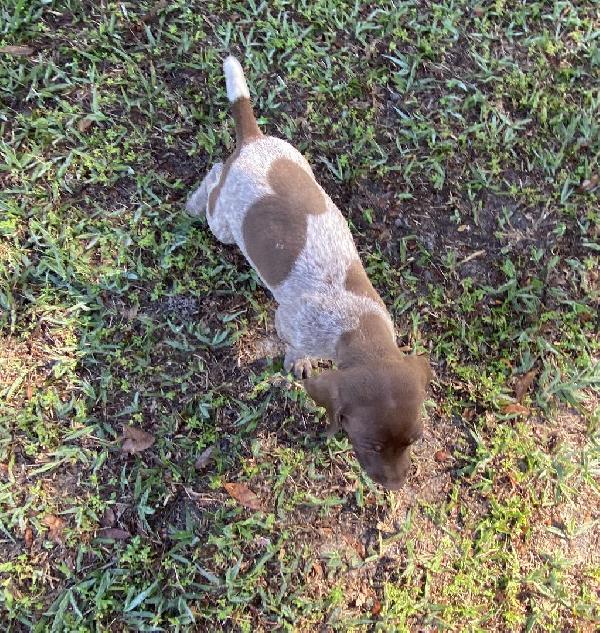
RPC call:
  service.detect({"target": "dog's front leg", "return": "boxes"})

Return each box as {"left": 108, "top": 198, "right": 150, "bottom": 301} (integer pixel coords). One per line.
{"left": 275, "top": 306, "right": 314, "bottom": 379}
{"left": 283, "top": 349, "right": 314, "bottom": 380}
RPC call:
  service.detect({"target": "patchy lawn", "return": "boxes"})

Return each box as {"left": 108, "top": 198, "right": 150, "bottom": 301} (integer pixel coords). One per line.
{"left": 1, "top": 0, "right": 598, "bottom": 630}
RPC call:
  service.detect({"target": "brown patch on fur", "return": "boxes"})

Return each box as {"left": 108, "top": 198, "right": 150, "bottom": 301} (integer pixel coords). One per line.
{"left": 242, "top": 157, "right": 328, "bottom": 287}
{"left": 231, "top": 97, "right": 262, "bottom": 145}
{"left": 344, "top": 260, "right": 385, "bottom": 306}
{"left": 337, "top": 312, "right": 397, "bottom": 367}
{"left": 207, "top": 149, "right": 239, "bottom": 216}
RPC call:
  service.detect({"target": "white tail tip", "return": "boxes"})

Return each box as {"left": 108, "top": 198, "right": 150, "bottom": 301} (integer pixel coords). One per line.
{"left": 223, "top": 55, "right": 250, "bottom": 102}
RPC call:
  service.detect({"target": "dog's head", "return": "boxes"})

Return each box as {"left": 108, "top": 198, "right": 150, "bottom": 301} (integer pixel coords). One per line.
{"left": 304, "top": 355, "right": 432, "bottom": 489}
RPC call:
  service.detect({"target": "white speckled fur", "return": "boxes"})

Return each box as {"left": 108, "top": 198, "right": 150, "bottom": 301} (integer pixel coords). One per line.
{"left": 189, "top": 135, "right": 394, "bottom": 366}
{"left": 185, "top": 163, "right": 222, "bottom": 217}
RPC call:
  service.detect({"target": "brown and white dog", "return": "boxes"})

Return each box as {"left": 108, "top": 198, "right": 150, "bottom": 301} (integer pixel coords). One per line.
{"left": 187, "top": 56, "right": 433, "bottom": 489}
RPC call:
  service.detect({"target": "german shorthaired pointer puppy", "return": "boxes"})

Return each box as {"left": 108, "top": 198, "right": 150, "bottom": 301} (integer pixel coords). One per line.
{"left": 186, "top": 56, "right": 433, "bottom": 489}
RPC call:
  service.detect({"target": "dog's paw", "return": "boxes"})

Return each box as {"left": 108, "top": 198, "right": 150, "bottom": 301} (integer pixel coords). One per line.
{"left": 284, "top": 353, "right": 314, "bottom": 379}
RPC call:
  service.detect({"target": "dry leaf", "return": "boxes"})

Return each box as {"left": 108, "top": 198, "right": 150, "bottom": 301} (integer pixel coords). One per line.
{"left": 142, "top": 0, "right": 169, "bottom": 23}
{"left": 254, "top": 535, "right": 271, "bottom": 548}
{"left": 579, "top": 174, "right": 599, "bottom": 191}
{"left": 121, "top": 426, "right": 155, "bottom": 454}
{"left": 24, "top": 526, "right": 33, "bottom": 549}
{"left": 97, "top": 528, "right": 131, "bottom": 540}
{"left": 120, "top": 305, "right": 139, "bottom": 320}
{"left": 42, "top": 514, "right": 65, "bottom": 543}
{"left": 194, "top": 445, "right": 215, "bottom": 471}
{"left": 223, "top": 482, "right": 263, "bottom": 511}
{"left": 0, "top": 45, "right": 34, "bottom": 56}
{"left": 434, "top": 449, "right": 451, "bottom": 463}
{"left": 514, "top": 369, "right": 537, "bottom": 402}
{"left": 77, "top": 117, "right": 93, "bottom": 133}
{"left": 349, "top": 538, "right": 366, "bottom": 559}
{"left": 462, "top": 407, "right": 476, "bottom": 422}
{"left": 100, "top": 507, "right": 115, "bottom": 528}
{"left": 502, "top": 403, "right": 530, "bottom": 416}
{"left": 355, "top": 590, "right": 368, "bottom": 608}
{"left": 371, "top": 600, "right": 382, "bottom": 616}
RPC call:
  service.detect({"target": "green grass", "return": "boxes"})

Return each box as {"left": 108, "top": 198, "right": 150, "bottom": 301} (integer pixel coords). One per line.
{"left": 1, "top": 0, "right": 598, "bottom": 630}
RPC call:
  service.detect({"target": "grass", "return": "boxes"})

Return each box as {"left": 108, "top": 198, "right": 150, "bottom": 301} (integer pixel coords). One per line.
{"left": 0, "top": 0, "right": 598, "bottom": 630}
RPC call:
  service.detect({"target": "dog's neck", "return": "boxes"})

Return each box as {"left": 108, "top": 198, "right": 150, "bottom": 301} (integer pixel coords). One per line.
{"left": 336, "top": 312, "right": 400, "bottom": 369}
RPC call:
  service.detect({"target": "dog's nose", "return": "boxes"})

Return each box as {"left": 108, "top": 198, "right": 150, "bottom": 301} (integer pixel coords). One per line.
{"left": 370, "top": 469, "right": 408, "bottom": 490}
{"left": 379, "top": 461, "right": 410, "bottom": 489}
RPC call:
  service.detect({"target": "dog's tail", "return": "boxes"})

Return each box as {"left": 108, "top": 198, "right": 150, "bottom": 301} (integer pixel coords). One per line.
{"left": 223, "top": 55, "right": 262, "bottom": 146}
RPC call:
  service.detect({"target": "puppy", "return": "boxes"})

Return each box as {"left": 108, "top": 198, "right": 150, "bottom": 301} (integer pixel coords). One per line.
{"left": 187, "top": 56, "right": 432, "bottom": 489}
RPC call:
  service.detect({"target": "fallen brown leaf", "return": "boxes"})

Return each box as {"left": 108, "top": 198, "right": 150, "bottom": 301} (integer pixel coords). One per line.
{"left": 194, "top": 445, "right": 215, "bottom": 471}
{"left": 142, "top": 0, "right": 169, "bottom": 23}
{"left": 42, "top": 514, "right": 65, "bottom": 543}
{"left": 434, "top": 449, "right": 451, "bottom": 463}
{"left": 100, "top": 507, "right": 115, "bottom": 528}
{"left": 514, "top": 369, "right": 537, "bottom": 402}
{"left": 579, "top": 174, "right": 599, "bottom": 191}
{"left": 502, "top": 403, "right": 530, "bottom": 416}
{"left": 97, "top": 528, "right": 131, "bottom": 540}
{"left": 121, "top": 426, "right": 155, "bottom": 454}
{"left": 0, "top": 45, "right": 34, "bottom": 56}
{"left": 371, "top": 600, "right": 382, "bottom": 616}
{"left": 462, "top": 407, "right": 476, "bottom": 422}
{"left": 77, "top": 117, "right": 93, "bottom": 133}
{"left": 223, "top": 482, "right": 263, "bottom": 511}
{"left": 348, "top": 537, "right": 366, "bottom": 559}
{"left": 24, "top": 527, "right": 33, "bottom": 549}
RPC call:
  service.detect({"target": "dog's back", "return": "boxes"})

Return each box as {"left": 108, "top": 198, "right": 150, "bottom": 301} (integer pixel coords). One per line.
{"left": 203, "top": 57, "right": 392, "bottom": 360}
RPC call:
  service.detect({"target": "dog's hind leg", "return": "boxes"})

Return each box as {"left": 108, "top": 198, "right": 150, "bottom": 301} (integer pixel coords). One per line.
{"left": 186, "top": 162, "right": 223, "bottom": 217}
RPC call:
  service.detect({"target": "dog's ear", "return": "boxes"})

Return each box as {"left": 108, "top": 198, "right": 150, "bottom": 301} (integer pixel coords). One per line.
{"left": 404, "top": 354, "right": 434, "bottom": 387}
{"left": 303, "top": 369, "right": 344, "bottom": 426}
